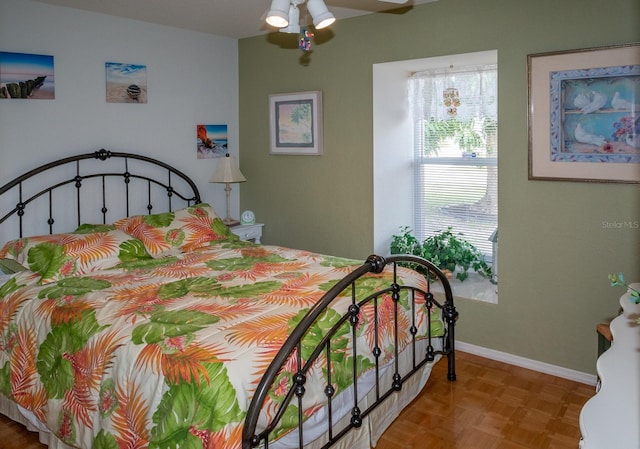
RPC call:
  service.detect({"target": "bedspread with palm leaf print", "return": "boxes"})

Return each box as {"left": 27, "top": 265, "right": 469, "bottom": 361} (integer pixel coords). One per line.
{"left": 0, "top": 239, "right": 444, "bottom": 449}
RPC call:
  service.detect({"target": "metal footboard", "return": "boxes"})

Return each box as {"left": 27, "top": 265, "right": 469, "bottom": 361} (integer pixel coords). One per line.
{"left": 243, "top": 254, "right": 457, "bottom": 449}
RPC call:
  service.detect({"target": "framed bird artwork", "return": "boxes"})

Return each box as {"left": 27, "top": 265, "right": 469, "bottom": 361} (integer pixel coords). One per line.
{"left": 527, "top": 42, "right": 640, "bottom": 183}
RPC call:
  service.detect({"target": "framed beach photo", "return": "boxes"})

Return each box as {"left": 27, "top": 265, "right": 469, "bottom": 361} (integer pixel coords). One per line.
{"left": 269, "top": 91, "right": 323, "bottom": 155}
{"left": 528, "top": 43, "right": 640, "bottom": 183}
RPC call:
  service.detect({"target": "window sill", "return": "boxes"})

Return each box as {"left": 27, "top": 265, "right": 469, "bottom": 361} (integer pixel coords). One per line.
{"left": 431, "top": 272, "right": 497, "bottom": 304}
{"left": 421, "top": 156, "right": 497, "bottom": 166}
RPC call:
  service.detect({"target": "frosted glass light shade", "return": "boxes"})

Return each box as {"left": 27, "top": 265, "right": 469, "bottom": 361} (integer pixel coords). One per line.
{"left": 266, "top": 0, "right": 290, "bottom": 28}
{"left": 307, "top": 0, "right": 335, "bottom": 29}
{"left": 279, "top": 5, "right": 301, "bottom": 33}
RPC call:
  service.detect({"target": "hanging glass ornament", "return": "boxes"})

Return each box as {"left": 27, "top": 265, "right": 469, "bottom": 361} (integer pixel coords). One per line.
{"left": 299, "top": 27, "right": 314, "bottom": 52}
{"left": 443, "top": 87, "right": 460, "bottom": 116}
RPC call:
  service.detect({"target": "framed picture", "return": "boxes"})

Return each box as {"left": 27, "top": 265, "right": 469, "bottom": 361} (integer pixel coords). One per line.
{"left": 528, "top": 43, "right": 640, "bottom": 183}
{"left": 269, "top": 91, "right": 323, "bottom": 155}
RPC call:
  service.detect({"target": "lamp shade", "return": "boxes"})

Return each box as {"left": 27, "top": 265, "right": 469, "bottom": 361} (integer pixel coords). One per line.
{"left": 307, "top": 0, "right": 335, "bottom": 29}
{"left": 209, "top": 154, "right": 246, "bottom": 183}
{"left": 279, "top": 4, "right": 301, "bottom": 34}
{"left": 266, "top": 0, "right": 290, "bottom": 28}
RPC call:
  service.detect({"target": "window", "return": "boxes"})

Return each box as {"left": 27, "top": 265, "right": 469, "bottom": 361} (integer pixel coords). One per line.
{"left": 409, "top": 64, "right": 498, "bottom": 261}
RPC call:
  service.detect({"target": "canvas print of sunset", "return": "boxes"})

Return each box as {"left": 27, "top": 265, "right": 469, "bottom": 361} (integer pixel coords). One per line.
{"left": 197, "top": 124, "right": 228, "bottom": 159}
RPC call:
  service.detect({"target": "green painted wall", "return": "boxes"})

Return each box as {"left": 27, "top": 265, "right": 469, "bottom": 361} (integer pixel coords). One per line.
{"left": 239, "top": 0, "right": 640, "bottom": 374}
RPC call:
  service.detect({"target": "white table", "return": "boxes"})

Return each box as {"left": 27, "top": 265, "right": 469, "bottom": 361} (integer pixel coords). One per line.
{"left": 230, "top": 223, "right": 264, "bottom": 243}
{"left": 579, "top": 283, "right": 640, "bottom": 449}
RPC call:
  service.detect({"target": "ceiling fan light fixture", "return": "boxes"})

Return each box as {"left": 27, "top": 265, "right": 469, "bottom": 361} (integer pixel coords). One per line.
{"left": 279, "top": 4, "right": 301, "bottom": 33}
{"left": 266, "top": 0, "right": 290, "bottom": 28}
{"left": 306, "top": 0, "right": 335, "bottom": 29}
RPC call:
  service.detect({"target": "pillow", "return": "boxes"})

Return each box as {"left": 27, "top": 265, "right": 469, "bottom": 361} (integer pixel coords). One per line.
{"left": 0, "top": 229, "right": 150, "bottom": 284}
{"left": 113, "top": 203, "right": 235, "bottom": 257}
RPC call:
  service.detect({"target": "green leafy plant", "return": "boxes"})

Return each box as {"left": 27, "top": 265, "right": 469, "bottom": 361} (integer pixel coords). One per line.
{"left": 424, "top": 117, "right": 497, "bottom": 156}
{"left": 391, "top": 226, "right": 492, "bottom": 282}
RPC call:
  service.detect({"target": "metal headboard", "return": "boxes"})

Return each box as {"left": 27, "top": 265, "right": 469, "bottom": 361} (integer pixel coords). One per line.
{"left": 0, "top": 149, "right": 202, "bottom": 238}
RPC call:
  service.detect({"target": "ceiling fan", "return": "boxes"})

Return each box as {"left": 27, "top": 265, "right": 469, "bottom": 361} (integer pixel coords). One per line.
{"left": 266, "top": 0, "right": 409, "bottom": 33}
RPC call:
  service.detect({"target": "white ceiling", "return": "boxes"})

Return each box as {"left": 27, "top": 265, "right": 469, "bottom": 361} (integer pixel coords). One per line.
{"left": 34, "top": 0, "right": 436, "bottom": 39}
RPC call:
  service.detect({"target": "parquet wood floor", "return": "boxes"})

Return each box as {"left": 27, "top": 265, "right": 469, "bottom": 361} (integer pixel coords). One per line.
{"left": 0, "top": 351, "right": 594, "bottom": 449}
{"left": 375, "top": 351, "right": 594, "bottom": 449}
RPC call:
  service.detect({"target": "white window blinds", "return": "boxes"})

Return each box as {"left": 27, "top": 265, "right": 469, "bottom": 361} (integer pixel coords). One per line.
{"left": 410, "top": 64, "right": 498, "bottom": 257}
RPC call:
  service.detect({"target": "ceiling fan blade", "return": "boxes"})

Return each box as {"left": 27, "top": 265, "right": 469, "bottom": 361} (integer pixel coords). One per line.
{"left": 377, "top": 0, "right": 409, "bottom": 3}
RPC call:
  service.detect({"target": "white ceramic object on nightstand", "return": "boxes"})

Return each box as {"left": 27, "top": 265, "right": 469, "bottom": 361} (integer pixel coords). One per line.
{"left": 241, "top": 210, "right": 255, "bottom": 225}
{"left": 230, "top": 223, "right": 263, "bottom": 243}
{"left": 579, "top": 283, "right": 640, "bottom": 449}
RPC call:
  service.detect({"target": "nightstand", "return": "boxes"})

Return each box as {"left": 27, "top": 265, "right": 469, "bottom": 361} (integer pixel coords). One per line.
{"left": 230, "top": 223, "right": 264, "bottom": 243}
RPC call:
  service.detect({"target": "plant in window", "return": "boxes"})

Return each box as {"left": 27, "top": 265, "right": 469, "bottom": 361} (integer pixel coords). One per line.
{"left": 424, "top": 117, "right": 486, "bottom": 156}
{"left": 482, "top": 117, "right": 498, "bottom": 154}
{"left": 391, "top": 226, "right": 492, "bottom": 282}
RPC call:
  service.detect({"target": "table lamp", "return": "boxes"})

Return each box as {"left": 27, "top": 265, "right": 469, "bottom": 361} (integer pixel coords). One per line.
{"left": 209, "top": 153, "right": 246, "bottom": 226}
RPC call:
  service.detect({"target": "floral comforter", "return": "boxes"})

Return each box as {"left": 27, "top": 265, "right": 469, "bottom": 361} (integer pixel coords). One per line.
{"left": 0, "top": 238, "right": 443, "bottom": 449}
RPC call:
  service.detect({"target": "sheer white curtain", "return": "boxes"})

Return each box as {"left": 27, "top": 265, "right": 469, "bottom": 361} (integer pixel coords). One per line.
{"left": 409, "top": 64, "right": 498, "bottom": 256}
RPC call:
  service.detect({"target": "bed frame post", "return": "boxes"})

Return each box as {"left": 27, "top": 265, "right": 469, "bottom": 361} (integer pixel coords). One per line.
{"left": 444, "top": 301, "right": 458, "bottom": 381}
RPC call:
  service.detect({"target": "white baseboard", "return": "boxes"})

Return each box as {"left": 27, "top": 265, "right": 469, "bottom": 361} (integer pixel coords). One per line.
{"left": 456, "top": 341, "right": 597, "bottom": 386}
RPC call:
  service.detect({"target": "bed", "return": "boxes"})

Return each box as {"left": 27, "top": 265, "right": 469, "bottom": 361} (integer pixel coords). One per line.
{"left": 0, "top": 149, "right": 457, "bottom": 449}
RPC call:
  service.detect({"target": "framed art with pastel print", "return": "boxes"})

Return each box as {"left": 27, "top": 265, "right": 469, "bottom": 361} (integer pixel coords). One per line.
{"left": 528, "top": 43, "right": 640, "bottom": 183}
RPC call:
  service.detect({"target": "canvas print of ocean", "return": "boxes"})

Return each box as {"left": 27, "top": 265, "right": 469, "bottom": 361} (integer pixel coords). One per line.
{"left": 197, "top": 124, "right": 228, "bottom": 159}
{"left": 106, "top": 62, "right": 148, "bottom": 104}
{"left": 0, "top": 51, "right": 55, "bottom": 100}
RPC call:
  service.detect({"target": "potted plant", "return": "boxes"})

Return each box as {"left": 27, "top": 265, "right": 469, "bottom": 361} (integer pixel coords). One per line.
{"left": 391, "top": 226, "right": 492, "bottom": 282}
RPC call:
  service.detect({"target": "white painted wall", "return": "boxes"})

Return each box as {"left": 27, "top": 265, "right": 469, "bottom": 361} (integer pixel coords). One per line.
{"left": 372, "top": 50, "right": 498, "bottom": 255}
{"left": 0, "top": 0, "right": 239, "bottom": 240}
{"left": 372, "top": 62, "right": 414, "bottom": 255}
